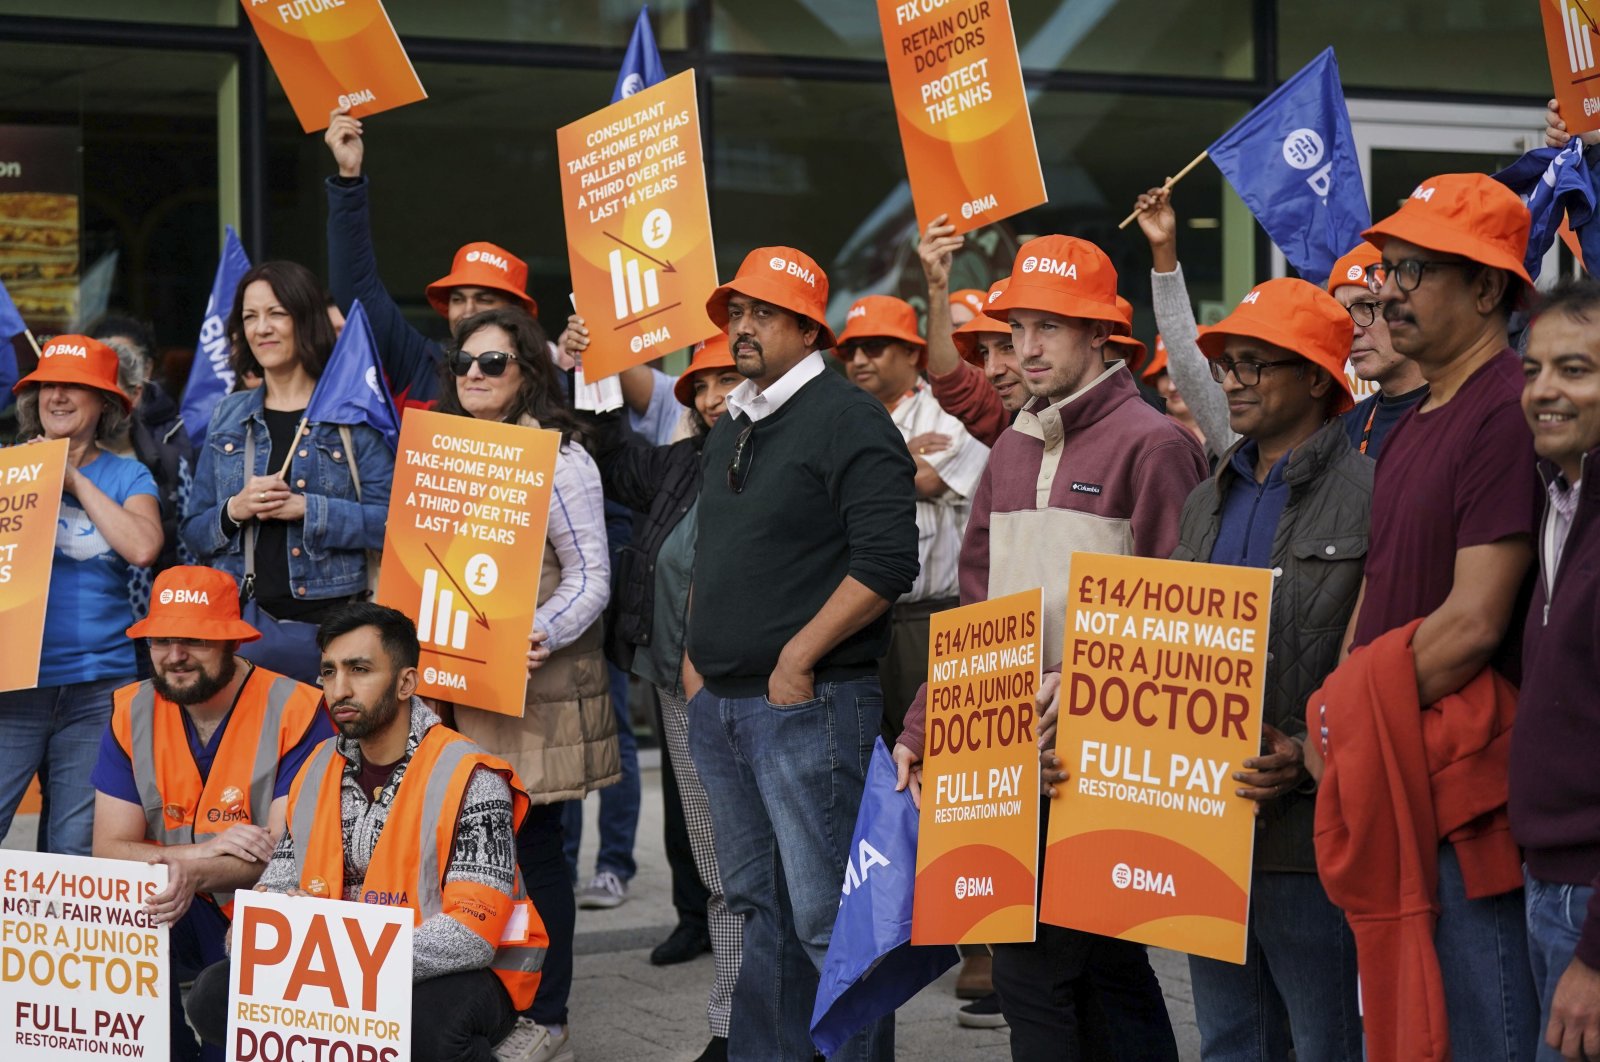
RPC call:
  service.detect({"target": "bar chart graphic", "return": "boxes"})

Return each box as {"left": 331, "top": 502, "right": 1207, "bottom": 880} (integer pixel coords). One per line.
{"left": 609, "top": 249, "right": 661, "bottom": 319}
{"left": 417, "top": 568, "right": 471, "bottom": 650}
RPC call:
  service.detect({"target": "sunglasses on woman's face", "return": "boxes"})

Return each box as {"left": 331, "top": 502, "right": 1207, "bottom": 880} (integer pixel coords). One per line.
{"left": 450, "top": 350, "right": 514, "bottom": 377}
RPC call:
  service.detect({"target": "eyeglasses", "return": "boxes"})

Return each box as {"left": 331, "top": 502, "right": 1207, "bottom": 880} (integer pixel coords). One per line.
{"left": 727, "top": 422, "right": 755, "bottom": 493}
{"left": 147, "top": 637, "right": 212, "bottom": 651}
{"left": 449, "top": 350, "right": 514, "bottom": 377}
{"left": 1209, "top": 358, "right": 1302, "bottom": 387}
{"left": 1346, "top": 300, "right": 1383, "bottom": 328}
{"left": 842, "top": 338, "right": 893, "bottom": 357}
{"left": 1367, "top": 258, "right": 1475, "bottom": 294}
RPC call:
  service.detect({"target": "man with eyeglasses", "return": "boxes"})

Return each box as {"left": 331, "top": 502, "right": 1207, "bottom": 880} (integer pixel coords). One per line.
{"left": 1325, "top": 241, "right": 1427, "bottom": 460}
{"left": 1166, "top": 278, "right": 1369, "bottom": 1062}
{"left": 894, "top": 234, "right": 1206, "bottom": 1060}
{"left": 90, "top": 565, "right": 331, "bottom": 1062}
{"left": 686, "top": 247, "right": 918, "bottom": 1062}
{"left": 1312, "top": 172, "right": 1542, "bottom": 1060}
{"left": 833, "top": 293, "right": 989, "bottom": 741}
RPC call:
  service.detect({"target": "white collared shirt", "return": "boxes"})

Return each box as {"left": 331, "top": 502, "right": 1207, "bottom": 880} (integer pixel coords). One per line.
{"left": 892, "top": 384, "right": 989, "bottom": 603}
{"left": 725, "top": 350, "right": 827, "bottom": 423}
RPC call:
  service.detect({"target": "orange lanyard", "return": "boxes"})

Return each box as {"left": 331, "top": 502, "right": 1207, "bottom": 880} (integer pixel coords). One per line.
{"left": 1358, "top": 403, "right": 1379, "bottom": 456}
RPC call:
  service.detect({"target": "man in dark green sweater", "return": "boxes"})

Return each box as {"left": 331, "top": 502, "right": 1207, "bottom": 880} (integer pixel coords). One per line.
{"left": 686, "top": 246, "right": 919, "bottom": 1062}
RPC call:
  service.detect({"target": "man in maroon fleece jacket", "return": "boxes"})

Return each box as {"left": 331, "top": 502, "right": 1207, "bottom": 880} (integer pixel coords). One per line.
{"left": 1515, "top": 279, "right": 1600, "bottom": 1062}
{"left": 894, "top": 233, "right": 1206, "bottom": 1059}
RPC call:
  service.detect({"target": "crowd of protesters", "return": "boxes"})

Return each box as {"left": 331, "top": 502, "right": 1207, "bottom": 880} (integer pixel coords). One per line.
{"left": 4, "top": 94, "right": 1600, "bottom": 1062}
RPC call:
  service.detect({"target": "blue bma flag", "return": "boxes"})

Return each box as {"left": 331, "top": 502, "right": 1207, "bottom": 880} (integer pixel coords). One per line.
{"left": 612, "top": 6, "right": 666, "bottom": 103}
{"left": 810, "top": 739, "right": 959, "bottom": 1056}
{"left": 1493, "top": 137, "right": 1600, "bottom": 281}
{"left": 0, "top": 277, "right": 26, "bottom": 402}
{"left": 182, "top": 225, "right": 252, "bottom": 448}
{"left": 303, "top": 300, "right": 399, "bottom": 449}
{"left": 1208, "top": 48, "right": 1369, "bottom": 288}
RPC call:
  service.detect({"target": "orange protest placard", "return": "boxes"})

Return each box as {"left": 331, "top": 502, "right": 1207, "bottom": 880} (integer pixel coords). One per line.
{"left": 375, "top": 410, "right": 559, "bottom": 715}
{"left": 0, "top": 439, "right": 67, "bottom": 694}
{"left": 877, "top": 0, "right": 1047, "bottom": 234}
{"left": 1542, "top": 0, "right": 1600, "bottom": 135}
{"left": 241, "top": 0, "right": 427, "bottom": 134}
{"left": 1041, "top": 552, "right": 1271, "bottom": 964}
{"left": 557, "top": 70, "right": 720, "bottom": 381}
{"left": 912, "top": 589, "right": 1042, "bottom": 945}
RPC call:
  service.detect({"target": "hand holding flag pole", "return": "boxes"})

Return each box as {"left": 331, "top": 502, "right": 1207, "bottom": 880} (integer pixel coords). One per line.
{"left": 1117, "top": 150, "right": 1210, "bottom": 229}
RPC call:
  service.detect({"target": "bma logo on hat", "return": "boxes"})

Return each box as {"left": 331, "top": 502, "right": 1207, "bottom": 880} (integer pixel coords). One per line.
{"left": 988, "top": 289, "right": 1003, "bottom": 304}
{"left": 1411, "top": 184, "right": 1436, "bottom": 202}
{"left": 159, "top": 588, "right": 210, "bottom": 606}
{"left": 766, "top": 256, "right": 817, "bottom": 288}
{"left": 466, "top": 249, "right": 510, "bottom": 271}
{"left": 1347, "top": 264, "right": 1365, "bottom": 281}
{"left": 48, "top": 343, "right": 88, "bottom": 359}
{"left": 1021, "top": 256, "right": 1078, "bottom": 279}
{"left": 1241, "top": 291, "right": 1262, "bottom": 305}
{"left": 1282, "top": 128, "right": 1325, "bottom": 170}
{"left": 847, "top": 303, "right": 868, "bottom": 320}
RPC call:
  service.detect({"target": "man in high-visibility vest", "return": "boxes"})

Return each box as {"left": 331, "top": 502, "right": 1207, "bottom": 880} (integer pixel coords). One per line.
{"left": 183, "top": 602, "right": 549, "bottom": 1062}
{"left": 92, "top": 564, "right": 332, "bottom": 1062}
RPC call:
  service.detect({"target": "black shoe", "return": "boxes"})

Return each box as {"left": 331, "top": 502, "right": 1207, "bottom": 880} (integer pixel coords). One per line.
{"left": 649, "top": 921, "right": 711, "bottom": 966}
{"left": 692, "top": 1037, "right": 728, "bottom": 1062}
{"left": 957, "top": 992, "right": 1007, "bottom": 1029}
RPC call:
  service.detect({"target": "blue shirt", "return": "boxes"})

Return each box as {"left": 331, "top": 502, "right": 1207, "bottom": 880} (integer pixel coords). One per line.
{"left": 628, "top": 368, "right": 682, "bottom": 447}
{"left": 91, "top": 670, "right": 335, "bottom": 807}
{"left": 1341, "top": 384, "right": 1428, "bottom": 461}
{"left": 40, "top": 450, "right": 158, "bottom": 685}
{"left": 1209, "top": 441, "right": 1291, "bottom": 569}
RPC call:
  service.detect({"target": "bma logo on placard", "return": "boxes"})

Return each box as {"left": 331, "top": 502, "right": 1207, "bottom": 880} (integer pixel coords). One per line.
{"left": 1111, "top": 861, "right": 1176, "bottom": 896}
{"left": 1281, "top": 127, "right": 1335, "bottom": 199}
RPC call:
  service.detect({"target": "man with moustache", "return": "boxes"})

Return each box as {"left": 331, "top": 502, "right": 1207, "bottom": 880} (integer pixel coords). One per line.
{"left": 92, "top": 565, "right": 331, "bottom": 1062}
{"left": 184, "top": 603, "right": 550, "bottom": 1062}
{"left": 1513, "top": 279, "right": 1600, "bottom": 1062}
{"left": 1324, "top": 241, "right": 1427, "bottom": 459}
{"left": 894, "top": 235, "right": 1206, "bottom": 1059}
{"left": 688, "top": 247, "right": 918, "bottom": 1062}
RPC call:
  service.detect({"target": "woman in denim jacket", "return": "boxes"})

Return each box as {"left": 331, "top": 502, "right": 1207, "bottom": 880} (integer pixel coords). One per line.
{"left": 180, "top": 260, "right": 391, "bottom": 681}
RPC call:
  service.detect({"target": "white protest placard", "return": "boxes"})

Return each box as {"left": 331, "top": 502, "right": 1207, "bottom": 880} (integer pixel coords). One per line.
{"left": 0, "top": 850, "right": 168, "bottom": 1060}
{"left": 227, "top": 889, "right": 412, "bottom": 1062}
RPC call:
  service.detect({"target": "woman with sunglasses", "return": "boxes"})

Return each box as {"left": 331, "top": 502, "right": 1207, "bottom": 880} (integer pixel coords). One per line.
{"left": 182, "top": 261, "right": 392, "bottom": 684}
{"left": 436, "top": 307, "right": 613, "bottom": 1062}
{"left": 590, "top": 334, "right": 744, "bottom": 1062}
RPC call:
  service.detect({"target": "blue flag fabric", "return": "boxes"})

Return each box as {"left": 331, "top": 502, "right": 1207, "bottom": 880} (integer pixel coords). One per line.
{"left": 1208, "top": 48, "right": 1370, "bottom": 288}
{"left": 611, "top": 6, "right": 666, "bottom": 103}
{"left": 303, "top": 300, "right": 400, "bottom": 449}
{"left": 182, "top": 225, "right": 252, "bottom": 448}
{"left": 0, "top": 278, "right": 25, "bottom": 405}
{"left": 1492, "top": 138, "right": 1600, "bottom": 281}
{"left": 810, "top": 739, "right": 959, "bottom": 1056}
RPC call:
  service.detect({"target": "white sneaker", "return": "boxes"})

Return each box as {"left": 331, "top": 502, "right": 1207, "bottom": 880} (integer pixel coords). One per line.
{"left": 576, "top": 870, "right": 628, "bottom": 909}
{"left": 495, "top": 1018, "right": 574, "bottom": 1062}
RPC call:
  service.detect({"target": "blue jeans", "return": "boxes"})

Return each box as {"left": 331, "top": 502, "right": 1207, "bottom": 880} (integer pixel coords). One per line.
{"left": 1434, "top": 843, "right": 1540, "bottom": 1061}
{"left": 0, "top": 677, "right": 124, "bottom": 855}
{"left": 689, "top": 678, "right": 894, "bottom": 1062}
{"left": 562, "top": 662, "right": 641, "bottom": 881}
{"left": 1525, "top": 868, "right": 1597, "bottom": 1062}
{"left": 1188, "top": 870, "right": 1362, "bottom": 1062}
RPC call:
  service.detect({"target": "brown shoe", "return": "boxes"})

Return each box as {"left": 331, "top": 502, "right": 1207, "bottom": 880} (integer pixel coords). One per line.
{"left": 955, "top": 954, "right": 993, "bottom": 999}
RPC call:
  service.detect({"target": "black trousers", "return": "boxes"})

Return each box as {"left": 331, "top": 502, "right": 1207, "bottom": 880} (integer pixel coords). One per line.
{"left": 187, "top": 961, "right": 515, "bottom": 1062}
{"left": 518, "top": 799, "right": 576, "bottom": 1027}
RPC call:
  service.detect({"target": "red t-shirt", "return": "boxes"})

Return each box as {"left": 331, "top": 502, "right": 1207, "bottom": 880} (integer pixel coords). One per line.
{"left": 1351, "top": 349, "right": 1540, "bottom": 677}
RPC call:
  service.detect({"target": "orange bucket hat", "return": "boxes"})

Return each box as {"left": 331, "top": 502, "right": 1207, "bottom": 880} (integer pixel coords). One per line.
{"left": 126, "top": 566, "right": 261, "bottom": 643}
{"left": 425, "top": 241, "right": 538, "bottom": 318}
{"left": 706, "top": 246, "right": 835, "bottom": 350}
{"left": 1141, "top": 335, "right": 1169, "bottom": 382}
{"left": 953, "top": 279, "right": 1012, "bottom": 365}
{"left": 1362, "top": 173, "right": 1533, "bottom": 287}
{"left": 13, "top": 334, "right": 132, "bottom": 412}
{"left": 989, "top": 235, "right": 1122, "bottom": 326}
{"left": 1327, "top": 241, "right": 1383, "bottom": 296}
{"left": 950, "top": 288, "right": 987, "bottom": 318}
{"left": 1104, "top": 297, "right": 1146, "bottom": 364}
{"left": 673, "top": 333, "right": 738, "bottom": 407}
{"left": 834, "top": 294, "right": 926, "bottom": 366}
{"left": 1196, "top": 278, "right": 1356, "bottom": 414}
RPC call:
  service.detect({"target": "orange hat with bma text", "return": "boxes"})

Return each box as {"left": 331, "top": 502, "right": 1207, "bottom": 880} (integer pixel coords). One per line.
{"left": 13, "top": 334, "right": 132, "bottom": 412}
{"left": 950, "top": 288, "right": 987, "bottom": 318}
{"left": 953, "top": 279, "right": 1012, "bottom": 365}
{"left": 1196, "top": 278, "right": 1356, "bottom": 414}
{"left": 834, "top": 295, "right": 926, "bottom": 366}
{"left": 126, "top": 566, "right": 261, "bottom": 643}
{"left": 673, "top": 333, "right": 738, "bottom": 408}
{"left": 1327, "top": 241, "right": 1383, "bottom": 296}
{"left": 425, "top": 242, "right": 537, "bottom": 318}
{"left": 988, "top": 235, "right": 1122, "bottom": 327}
{"left": 706, "top": 246, "right": 835, "bottom": 350}
{"left": 1362, "top": 173, "right": 1533, "bottom": 287}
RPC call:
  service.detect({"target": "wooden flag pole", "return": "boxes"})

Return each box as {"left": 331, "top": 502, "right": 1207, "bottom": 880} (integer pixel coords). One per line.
{"left": 21, "top": 328, "right": 42, "bottom": 359}
{"left": 275, "top": 416, "right": 308, "bottom": 480}
{"left": 1117, "top": 149, "right": 1210, "bottom": 230}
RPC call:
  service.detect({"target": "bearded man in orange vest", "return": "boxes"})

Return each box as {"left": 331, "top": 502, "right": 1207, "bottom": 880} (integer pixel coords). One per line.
{"left": 181, "top": 602, "right": 549, "bottom": 1062}
{"left": 93, "top": 565, "right": 332, "bottom": 1062}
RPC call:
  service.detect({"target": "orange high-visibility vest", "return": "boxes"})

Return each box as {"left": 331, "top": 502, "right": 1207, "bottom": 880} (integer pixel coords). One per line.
{"left": 111, "top": 664, "right": 324, "bottom": 913}
{"left": 286, "top": 723, "right": 546, "bottom": 1009}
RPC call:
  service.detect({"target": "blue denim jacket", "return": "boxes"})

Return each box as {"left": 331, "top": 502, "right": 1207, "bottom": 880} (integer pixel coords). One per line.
{"left": 180, "top": 389, "right": 392, "bottom": 600}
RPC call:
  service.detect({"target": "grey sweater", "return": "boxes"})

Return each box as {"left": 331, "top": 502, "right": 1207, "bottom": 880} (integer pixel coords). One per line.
{"left": 1150, "top": 263, "right": 1240, "bottom": 461}
{"left": 259, "top": 698, "right": 515, "bottom": 982}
